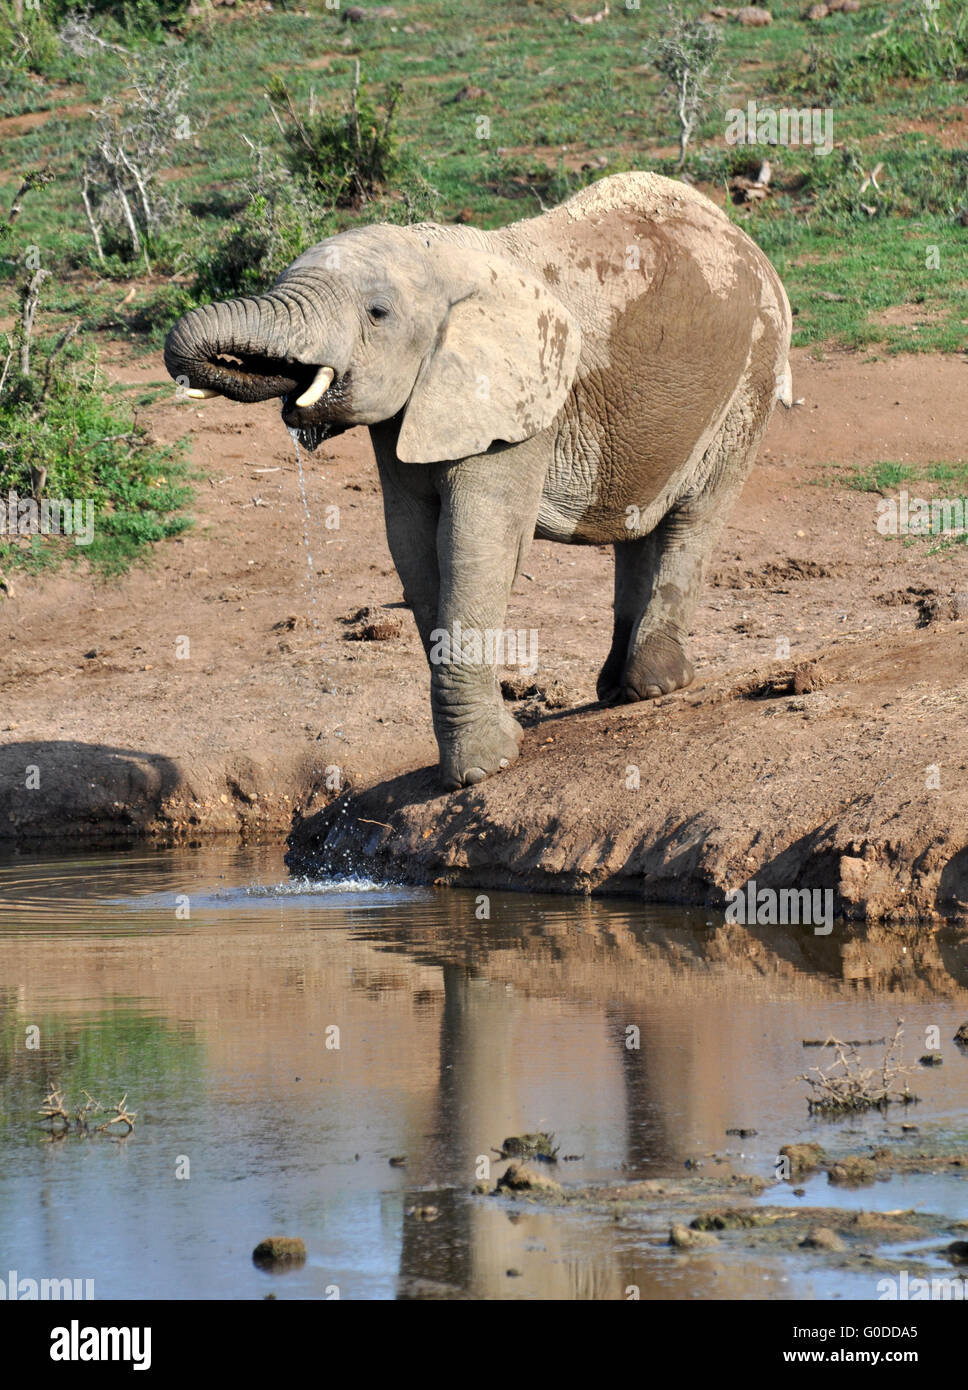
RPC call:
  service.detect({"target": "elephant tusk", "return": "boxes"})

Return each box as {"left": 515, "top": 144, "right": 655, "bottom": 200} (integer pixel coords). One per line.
{"left": 187, "top": 388, "right": 219, "bottom": 399}
{"left": 295, "top": 366, "right": 335, "bottom": 409}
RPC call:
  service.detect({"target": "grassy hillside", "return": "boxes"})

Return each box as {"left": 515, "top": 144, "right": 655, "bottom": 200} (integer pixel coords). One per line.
{"left": 1, "top": 0, "right": 966, "bottom": 572}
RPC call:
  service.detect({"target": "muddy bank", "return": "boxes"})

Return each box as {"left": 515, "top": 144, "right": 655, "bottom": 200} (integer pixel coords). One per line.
{"left": 3, "top": 347, "right": 968, "bottom": 912}
{"left": 287, "top": 620, "right": 968, "bottom": 922}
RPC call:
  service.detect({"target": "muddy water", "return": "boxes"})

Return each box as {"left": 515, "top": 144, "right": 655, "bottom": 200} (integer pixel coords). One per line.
{"left": 1, "top": 847, "right": 966, "bottom": 1301}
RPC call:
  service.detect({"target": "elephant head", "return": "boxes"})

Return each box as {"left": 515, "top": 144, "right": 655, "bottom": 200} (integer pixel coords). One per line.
{"left": 164, "top": 225, "right": 582, "bottom": 463}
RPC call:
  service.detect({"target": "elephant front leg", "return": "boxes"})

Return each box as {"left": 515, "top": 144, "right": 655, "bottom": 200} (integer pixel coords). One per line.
{"left": 431, "top": 448, "right": 546, "bottom": 790}
{"left": 376, "top": 449, "right": 442, "bottom": 660}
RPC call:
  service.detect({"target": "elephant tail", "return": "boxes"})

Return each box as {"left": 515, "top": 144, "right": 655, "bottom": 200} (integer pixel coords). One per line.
{"left": 776, "top": 359, "right": 796, "bottom": 409}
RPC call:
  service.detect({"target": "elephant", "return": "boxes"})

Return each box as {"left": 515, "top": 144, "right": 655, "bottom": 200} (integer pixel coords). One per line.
{"left": 164, "top": 172, "right": 792, "bottom": 790}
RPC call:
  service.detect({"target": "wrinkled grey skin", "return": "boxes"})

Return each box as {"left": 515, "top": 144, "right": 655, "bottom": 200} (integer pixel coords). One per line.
{"left": 165, "top": 173, "right": 792, "bottom": 789}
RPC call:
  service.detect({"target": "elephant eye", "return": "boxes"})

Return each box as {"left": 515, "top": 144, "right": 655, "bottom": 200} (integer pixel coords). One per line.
{"left": 367, "top": 302, "right": 391, "bottom": 322}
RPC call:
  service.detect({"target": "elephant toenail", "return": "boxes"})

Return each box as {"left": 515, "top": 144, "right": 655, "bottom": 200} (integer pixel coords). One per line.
{"left": 463, "top": 768, "right": 486, "bottom": 785}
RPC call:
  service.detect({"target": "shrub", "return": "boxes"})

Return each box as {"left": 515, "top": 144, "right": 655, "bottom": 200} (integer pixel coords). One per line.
{"left": 266, "top": 64, "right": 409, "bottom": 209}
{"left": 785, "top": 0, "right": 968, "bottom": 102}
{"left": 642, "top": 6, "right": 729, "bottom": 170}
{"left": 79, "top": 53, "right": 192, "bottom": 270}
{"left": 0, "top": 270, "right": 191, "bottom": 575}
{"left": 191, "top": 145, "right": 329, "bottom": 301}
{"left": 0, "top": 0, "right": 61, "bottom": 85}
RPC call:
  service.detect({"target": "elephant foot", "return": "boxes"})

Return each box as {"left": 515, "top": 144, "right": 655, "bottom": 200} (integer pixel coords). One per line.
{"left": 621, "top": 631, "right": 694, "bottom": 703}
{"left": 596, "top": 651, "right": 626, "bottom": 706}
{"left": 438, "top": 708, "right": 523, "bottom": 790}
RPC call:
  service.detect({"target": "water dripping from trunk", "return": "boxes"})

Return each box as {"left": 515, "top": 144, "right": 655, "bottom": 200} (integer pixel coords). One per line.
{"left": 291, "top": 435, "right": 325, "bottom": 654}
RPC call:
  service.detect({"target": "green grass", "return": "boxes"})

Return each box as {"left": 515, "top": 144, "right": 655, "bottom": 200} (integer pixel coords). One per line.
{"left": 0, "top": 321, "right": 192, "bottom": 576}
{"left": 0, "top": 0, "right": 967, "bottom": 578}
{"left": 833, "top": 459, "right": 968, "bottom": 492}
{"left": 2, "top": 0, "right": 964, "bottom": 347}
{"left": 821, "top": 458, "right": 968, "bottom": 555}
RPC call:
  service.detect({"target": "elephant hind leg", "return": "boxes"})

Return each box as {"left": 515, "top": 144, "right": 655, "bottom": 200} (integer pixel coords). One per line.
{"left": 598, "top": 387, "right": 768, "bottom": 705}
{"left": 597, "top": 523, "right": 698, "bottom": 704}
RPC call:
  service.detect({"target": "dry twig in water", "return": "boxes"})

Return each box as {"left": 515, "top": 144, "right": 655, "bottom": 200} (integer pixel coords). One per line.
{"left": 798, "top": 1020, "right": 918, "bottom": 1115}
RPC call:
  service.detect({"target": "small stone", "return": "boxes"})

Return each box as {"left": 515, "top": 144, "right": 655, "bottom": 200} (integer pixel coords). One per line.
{"left": 779, "top": 1142, "right": 824, "bottom": 1176}
{"left": 827, "top": 1156, "right": 877, "bottom": 1186}
{"left": 389, "top": 1155, "right": 407, "bottom": 1167}
{"left": 495, "top": 1162, "right": 561, "bottom": 1195}
{"left": 252, "top": 1236, "right": 306, "bottom": 1268}
{"left": 736, "top": 5, "right": 772, "bottom": 24}
{"left": 800, "top": 1226, "right": 846, "bottom": 1251}
{"left": 919, "top": 1053, "right": 943, "bottom": 1067}
{"left": 945, "top": 1240, "right": 968, "bottom": 1265}
{"left": 669, "top": 1223, "right": 719, "bottom": 1249}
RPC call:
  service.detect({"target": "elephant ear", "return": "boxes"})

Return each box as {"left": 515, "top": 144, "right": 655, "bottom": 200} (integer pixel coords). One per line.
{"left": 396, "top": 249, "right": 581, "bottom": 464}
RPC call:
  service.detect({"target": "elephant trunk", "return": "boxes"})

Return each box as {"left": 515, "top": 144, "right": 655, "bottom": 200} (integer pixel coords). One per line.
{"left": 163, "top": 274, "right": 349, "bottom": 404}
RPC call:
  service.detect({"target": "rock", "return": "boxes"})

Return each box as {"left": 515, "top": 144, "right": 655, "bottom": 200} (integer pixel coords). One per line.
{"left": 806, "top": 2, "right": 829, "bottom": 16}
{"left": 341, "top": 5, "right": 367, "bottom": 21}
{"left": 779, "top": 1142, "right": 825, "bottom": 1176}
{"left": 388, "top": 1154, "right": 407, "bottom": 1166}
{"left": 252, "top": 1236, "right": 306, "bottom": 1268}
{"left": 669, "top": 1222, "right": 719, "bottom": 1248}
{"left": 945, "top": 1240, "right": 968, "bottom": 1264}
{"left": 736, "top": 5, "right": 772, "bottom": 24}
{"left": 954, "top": 1022, "right": 968, "bottom": 1044}
{"left": 726, "top": 1127, "right": 758, "bottom": 1138}
{"left": 919, "top": 1053, "right": 943, "bottom": 1066}
{"left": 827, "top": 1156, "right": 877, "bottom": 1186}
{"left": 800, "top": 1226, "right": 846, "bottom": 1251}
{"left": 495, "top": 1162, "right": 562, "bottom": 1195}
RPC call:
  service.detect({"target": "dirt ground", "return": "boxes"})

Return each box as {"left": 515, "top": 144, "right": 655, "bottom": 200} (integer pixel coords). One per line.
{"left": 2, "top": 345, "right": 967, "bottom": 919}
